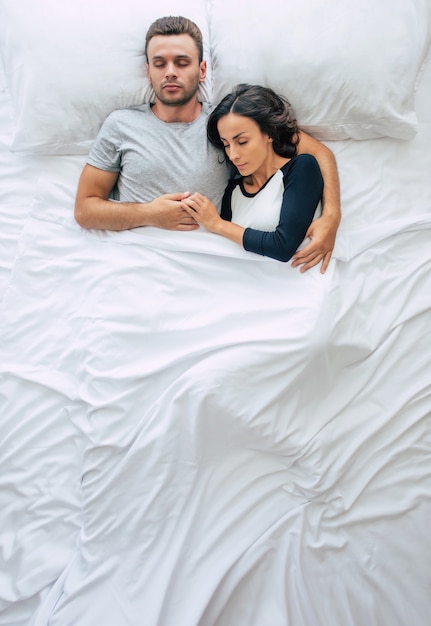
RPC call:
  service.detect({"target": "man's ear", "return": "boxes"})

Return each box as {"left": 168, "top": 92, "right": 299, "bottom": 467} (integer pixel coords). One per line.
{"left": 199, "top": 60, "right": 207, "bottom": 83}
{"left": 146, "top": 63, "right": 152, "bottom": 85}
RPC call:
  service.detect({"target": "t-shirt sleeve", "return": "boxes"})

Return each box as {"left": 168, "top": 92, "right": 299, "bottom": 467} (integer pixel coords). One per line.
{"left": 220, "top": 178, "right": 238, "bottom": 221}
{"left": 87, "top": 112, "right": 122, "bottom": 173}
{"left": 242, "top": 154, "right": 324, "bottom": 262}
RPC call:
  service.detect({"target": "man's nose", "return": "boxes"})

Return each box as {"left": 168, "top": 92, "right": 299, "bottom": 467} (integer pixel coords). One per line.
{"left": 165, "top": 62, "right": 177, "bottom": 77}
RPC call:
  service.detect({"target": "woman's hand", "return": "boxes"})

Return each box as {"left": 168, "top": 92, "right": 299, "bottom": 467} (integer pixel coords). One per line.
{"left": 182, "top": 192, "right": 245, "bottom": 248}
{"left": 182, "top": 193, "right": 222, "bottom": 233}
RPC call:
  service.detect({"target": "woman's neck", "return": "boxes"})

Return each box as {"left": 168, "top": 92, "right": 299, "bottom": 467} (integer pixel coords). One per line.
{"left": 244, "top": 155, "right": 290, "bottom": 192}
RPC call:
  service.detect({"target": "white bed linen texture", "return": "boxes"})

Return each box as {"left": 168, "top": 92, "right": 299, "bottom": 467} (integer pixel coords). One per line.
{"left": 1, "top": 3, "right": 431, "bottom": 626}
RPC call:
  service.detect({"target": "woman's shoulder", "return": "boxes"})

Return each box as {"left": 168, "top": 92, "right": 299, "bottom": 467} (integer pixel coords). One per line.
{"left": 281, "top": 153, "right": 321, "bottom": 177}
{"left": 282, "top": 153, "right": 319, "bottom": 169}
{"left": 280, "top": 154, "right": 323, "bottom": 190}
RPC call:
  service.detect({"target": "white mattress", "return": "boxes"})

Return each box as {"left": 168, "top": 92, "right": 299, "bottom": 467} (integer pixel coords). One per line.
{"left": 0, "top": 4, "right": 430, "bottom": 625}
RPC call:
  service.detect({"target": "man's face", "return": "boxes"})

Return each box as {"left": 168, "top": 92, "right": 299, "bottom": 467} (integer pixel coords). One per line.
{"left": 146, "top": 34, "right": 206, "bottom": 107}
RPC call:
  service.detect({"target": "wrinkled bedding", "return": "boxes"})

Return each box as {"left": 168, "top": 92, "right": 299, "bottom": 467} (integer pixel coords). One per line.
{"left": 1, "top": 2, "right": 431, "bottom": 625}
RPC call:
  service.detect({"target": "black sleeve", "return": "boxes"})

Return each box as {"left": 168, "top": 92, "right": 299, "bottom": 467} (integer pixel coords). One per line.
{"left": 242, "top": 154, "right": 324, "bottom": 262}
{"left": 220, "top": 178, "right": 238, "bottom": 221}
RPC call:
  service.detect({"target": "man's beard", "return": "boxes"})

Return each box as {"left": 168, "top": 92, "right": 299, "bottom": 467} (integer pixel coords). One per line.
{"left": 154, "top": 78, "right": 201, "bottom": 107}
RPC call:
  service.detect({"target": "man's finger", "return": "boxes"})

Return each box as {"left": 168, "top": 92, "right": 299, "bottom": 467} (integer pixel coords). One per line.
{"left": 176, "top": 223, "right": 200, "bottom": 231}
{"left": 291, "top": 252, "right": 316, "bottom": 267}
{"left": 319, "top": 252, "right": 332, "bottom": 274}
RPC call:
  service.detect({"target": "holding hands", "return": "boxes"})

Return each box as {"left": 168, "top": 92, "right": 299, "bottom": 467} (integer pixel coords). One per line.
{"left": 148, "top": 192, "right": 199, "bottom": 230}
{"left": 182, "top": 192, "right": 245, "bottom": 248}
{"left": 182, "top": 192, "right": 221, "bottom": 232}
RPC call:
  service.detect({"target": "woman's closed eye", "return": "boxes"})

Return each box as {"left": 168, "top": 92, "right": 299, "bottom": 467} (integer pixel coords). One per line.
{"left": 222, "top": 140, "right": 247, "bottom": 149}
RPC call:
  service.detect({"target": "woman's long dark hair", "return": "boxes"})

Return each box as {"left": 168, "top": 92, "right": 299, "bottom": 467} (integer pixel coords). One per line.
{"left": 207, "top": 83, "right": 299, "bottom": 159}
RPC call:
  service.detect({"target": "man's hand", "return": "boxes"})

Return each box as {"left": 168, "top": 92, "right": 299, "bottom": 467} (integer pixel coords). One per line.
{"left": 74, "top": 164, "right": 200, "bottom": 231}
{"left": 181, "top": 192, "right": 221, "bottom": 231}
{"left": 147, "top": 193, "right": 199, "bottom": 231}
{"left": 296, "top": 131, "right": 341, "bottom": 272}
{"left": 291, "top": 215, "right": 339, "bottom": 274}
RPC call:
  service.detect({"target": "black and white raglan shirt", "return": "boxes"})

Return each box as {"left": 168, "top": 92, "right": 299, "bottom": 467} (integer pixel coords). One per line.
{"left": 221, "top": 154, "right": 324, "bottom": 262}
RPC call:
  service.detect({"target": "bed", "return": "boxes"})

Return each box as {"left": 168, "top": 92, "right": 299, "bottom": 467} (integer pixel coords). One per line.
{"left": 0, "top": 1, "right": 430, "bottom": 624}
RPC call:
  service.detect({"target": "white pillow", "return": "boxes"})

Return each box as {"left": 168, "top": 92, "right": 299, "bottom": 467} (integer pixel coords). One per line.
{"left": 0, "top": 0, "right": 212, "bottom": 154}
{"left": 208, "top": 0, "right": 431, "bottom": 141}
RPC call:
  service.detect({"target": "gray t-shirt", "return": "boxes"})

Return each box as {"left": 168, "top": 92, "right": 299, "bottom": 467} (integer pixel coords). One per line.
{"left": 87, "top": 102, "right": 228, "bottom": 210}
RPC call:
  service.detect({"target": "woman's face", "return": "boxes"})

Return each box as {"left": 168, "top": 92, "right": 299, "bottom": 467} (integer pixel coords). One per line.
{"left": 217, "top": 113, "right": 273, "bottom": 176}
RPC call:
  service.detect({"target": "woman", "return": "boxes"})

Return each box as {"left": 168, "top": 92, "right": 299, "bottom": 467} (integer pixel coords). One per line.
{"left": 182, "top": 83, "right": 324, "bottom": 262}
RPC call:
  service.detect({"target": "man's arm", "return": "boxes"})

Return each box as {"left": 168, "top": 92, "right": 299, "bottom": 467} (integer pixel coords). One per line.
{"left": 294, "top": 131, "right": 341, "bottom": 273}
{"left": 74, "top": 164, "right": 198, "bottom": 231}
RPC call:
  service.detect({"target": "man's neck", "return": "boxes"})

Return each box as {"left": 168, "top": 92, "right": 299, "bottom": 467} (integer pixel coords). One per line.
{"left": 151, "top": 98, "right": 203, "bottom": 123}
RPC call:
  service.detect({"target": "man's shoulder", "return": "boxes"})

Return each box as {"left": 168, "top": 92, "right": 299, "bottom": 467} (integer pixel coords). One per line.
{"left": 201, "top": 101, "right": 215, "bottom": 117}
{"left": 106, "top": 102, "right": 150, "bottom": 121}
{"left": 98, "top": 103, "right": 154, "bottom": 137}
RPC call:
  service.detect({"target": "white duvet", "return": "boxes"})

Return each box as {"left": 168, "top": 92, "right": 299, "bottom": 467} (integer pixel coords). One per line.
{"left": 1, "top": 198, "right": 430, "bottom": 624}
{"left": 1, "top": 1, "right": 431, "bottom": 624}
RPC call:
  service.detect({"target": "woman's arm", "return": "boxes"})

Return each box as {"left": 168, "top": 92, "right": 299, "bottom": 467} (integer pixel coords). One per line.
{"left": 182, "top": 155, "right": 323, "bottom": 263}
{"left": 294, "top": 130, "right": 341, "bottom": 273}
{"left": 241, "top": 155, "right": 323, "bottom": 261}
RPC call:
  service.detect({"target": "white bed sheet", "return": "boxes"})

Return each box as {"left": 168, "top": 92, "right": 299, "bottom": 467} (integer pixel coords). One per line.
{"left": 1, "top": 29, "right": 431, "bottom": 626}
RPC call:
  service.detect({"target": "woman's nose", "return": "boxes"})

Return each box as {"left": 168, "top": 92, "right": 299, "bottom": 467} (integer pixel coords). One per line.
{"left": 229, "top": 146, "right": 239, "bottom": 161}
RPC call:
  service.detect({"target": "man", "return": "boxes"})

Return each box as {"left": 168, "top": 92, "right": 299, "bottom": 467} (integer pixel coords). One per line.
{"left": 74, "top": 16, "right": 340, "bottom": 273}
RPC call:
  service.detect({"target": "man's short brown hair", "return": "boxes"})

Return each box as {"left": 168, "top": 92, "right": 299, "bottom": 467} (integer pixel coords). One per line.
{"left": 145, "top": 16, "right": 204, "bottom": 62}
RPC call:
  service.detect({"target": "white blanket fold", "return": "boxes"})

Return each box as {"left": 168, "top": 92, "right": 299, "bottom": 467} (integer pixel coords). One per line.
{"left": 1, "top": 214, "right": 430, "bottom": 626}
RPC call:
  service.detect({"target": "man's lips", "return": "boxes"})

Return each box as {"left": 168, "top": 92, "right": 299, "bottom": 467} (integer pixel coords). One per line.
{"left": 163, "top": 83, "right": 182, "bottom": 91}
